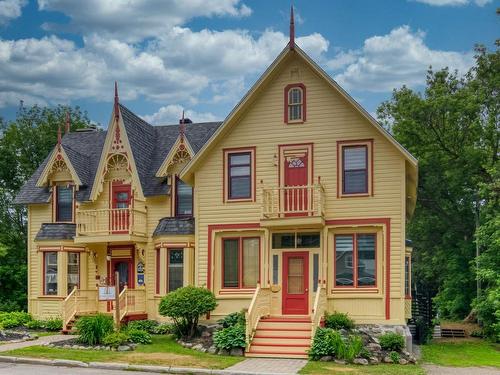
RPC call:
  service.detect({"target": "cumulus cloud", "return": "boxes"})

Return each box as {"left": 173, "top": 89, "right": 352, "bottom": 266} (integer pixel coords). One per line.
{"left": 0, "top": 0, "right": 26, "bottom": 25}
{"left": 413, "top": 0, "right": 491, "bottom": 6}
{"left": 142, "top": 104, "right": 218, "bottom": 125}
{"left": 38, "top": 0, "right": 252, "bottom": 42}
{"left": 333, "top": 26, "right": 474, "bottom": 92}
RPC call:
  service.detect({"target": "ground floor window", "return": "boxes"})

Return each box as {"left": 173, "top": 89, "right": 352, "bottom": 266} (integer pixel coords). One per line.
{"left": 67, "top": 252, "right": 80, "bottom": 292}
{"left": 168, "top": 249, "right": 183, "bottom": 292}
{"left": 405, "top": 255, "right": 411, "bottom": 298}
{"left": 222, "top": 237, "right": 260, "bottom": 288}
{"left": 334, "top": 233, "right": 376, "bottom": 287}
{"left": 44, "top": 252, "right": 58, "bottom": 295}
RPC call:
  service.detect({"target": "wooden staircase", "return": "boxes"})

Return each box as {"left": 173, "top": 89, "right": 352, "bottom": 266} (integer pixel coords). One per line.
{"left": 246, "top": 316, "right": 311, "bottom": 358}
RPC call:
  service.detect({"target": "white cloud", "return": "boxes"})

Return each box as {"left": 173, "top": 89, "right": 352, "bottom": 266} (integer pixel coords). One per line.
{"left": 38, "top": 0, "right": 252, "bottom": 43}
{"left": 333, "top": 26, "right": 474, "bottom": 92}
{"left": 142, "top": 104, "right": 218, "bottom": 125}
{"left": 0, "top": 0, "right": 26, "bottom": 25}
{"left": 413, "top": 0, "right": 491, "bottom": 6}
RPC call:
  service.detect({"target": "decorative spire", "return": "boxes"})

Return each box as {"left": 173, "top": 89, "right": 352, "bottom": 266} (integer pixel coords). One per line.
{"left": 114, "top": 81, "right": 120, "bottom": 121}
{"left": 57, "top": 124, "right": 62, "bottom": 149}
{"left": 179, "top": 110, "right": 186, "bottom": 140}
{"left": 65, "top": 111, "right": 70, "bottom": 134}
{"left": 289, "top": 5, "right": 295, "bottom": 50}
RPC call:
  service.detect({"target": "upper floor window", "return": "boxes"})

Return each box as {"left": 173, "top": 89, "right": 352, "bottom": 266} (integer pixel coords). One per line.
{"left": 284, "top": 83, "right": 306, "bottom": 124}
{"left": 337, "top": 140, "right": 373, "bottom": 197}
{"left": 224, "top": 147, "right": 256, "bottom": 202}
{"left": 56, "top": 185, "right": 73, "bottom": 222}
{"left": 175, "top": 178, "right": 193, "bottom": 217}
{"left": 44, "top": 251, "right": 58, "bottom": 295}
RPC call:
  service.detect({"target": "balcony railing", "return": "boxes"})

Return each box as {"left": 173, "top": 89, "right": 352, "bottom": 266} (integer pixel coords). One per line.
{"left": 76, "top": 207, "right": 147, "bottom": 237}
{"left": 261, "top": 184, "right": 325, "bottom": 219}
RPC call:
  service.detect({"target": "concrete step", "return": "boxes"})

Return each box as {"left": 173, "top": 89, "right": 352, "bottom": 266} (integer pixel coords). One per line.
{"left": 252, "top": 336, "right": 311, "bottom": 346}
{"left": 257, "top": 321, "right": 311, "bottom": 330}
{"left": 255, "top": 329, "right": 311, "bottom": 338}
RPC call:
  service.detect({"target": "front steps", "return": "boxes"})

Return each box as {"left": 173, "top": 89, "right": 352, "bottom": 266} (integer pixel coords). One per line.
{"left": 246, "top": 316, "right": 311, "bottom": 359}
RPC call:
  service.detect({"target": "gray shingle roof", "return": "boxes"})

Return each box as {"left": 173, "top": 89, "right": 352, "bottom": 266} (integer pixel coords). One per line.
{"left": 14, "top": 104, "right": 222, "bottom": 204}
{"left": 35, "top": 223, "right": 76, "bottom": 241}
{"left": 153, "top": 217, "right": 195, "bottom": 236}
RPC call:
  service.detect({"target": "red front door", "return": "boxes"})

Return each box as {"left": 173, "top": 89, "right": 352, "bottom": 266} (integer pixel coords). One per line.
{"left": 111, "top": 258, "right": 134, "bottom": 291}
{"left": 111, "top": 183, "right": 131, "bottom": 233}
{"left": 282, "top": 252, "right": 309, "bottom": 315}
{"left": 284, "top": 153, "right": 309, "bottom": 216}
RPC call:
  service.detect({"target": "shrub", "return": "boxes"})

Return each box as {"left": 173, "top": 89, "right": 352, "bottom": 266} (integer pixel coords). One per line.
{"left": 25, "top": 319, "right": 44, "bottom": 330}
{"left": 308, "top": 327, "right": 342, "bottom": 360}
{"left": 127, "top": 320, "right": 158, "bottom": 334}
{"left": 218, "top": 311, "right": 245, "bottom": 328}
{"left": 389, "top": 351, "right": 400, "bottom": 363}
{"left": 76, "top": 314, "right": 114, "bottom": 345}
{"left": 44, "top": 318, "right": 63, "bottom": 331}
{"left": 126, "top": 328, "right": 152, "bottom": 344}
{"left": 213, "top": 324, "right": 246, "bottom": 350}
{"left": 324, "top": 311, "right": 355, "bottom": 330}
{"left": 158, "top": 286, "right": 217, "bottom": 338}
{"left": 153, "top": 323, "right": 174, "bottom": 335}
{"left": 344, "top": 335, "right": 364, "bottom": 362}
{"left": 103, "top": 332, "right": 130, "bottom": 348}
{"left": 379, "top": 332, "right": 405, "bottom": 352}
{"left": 0, "top": 311, "right": 32, "bottom": 328}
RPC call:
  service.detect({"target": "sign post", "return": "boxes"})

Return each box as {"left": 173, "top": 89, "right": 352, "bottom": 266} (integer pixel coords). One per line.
{"left": 115, "top": 271, "right": 120, "bottom": 330}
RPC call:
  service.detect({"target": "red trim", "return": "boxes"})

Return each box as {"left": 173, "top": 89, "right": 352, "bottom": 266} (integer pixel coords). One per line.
{"left": 111, "top": 182, "right": 132, "bottom": 233}
{"left": 107, "top": 245, "right": 135, "bottom": 289}
{"left": 327, "top": 218, "right": 391, "bottom": 320}
{"left": 342, "top": 145, "right": 368, "bottom": 195}
{"left": 166, "top": 248, "right": 184, "bottom": 293}
{"left": 175, "top": 176, "right": 193, "bottom": 217}
{"left": 55, "top": 184, "right": 75, "bottom": 223}
{"left": 156, "top": 248, "right": 160, "bottom": 294}
{"left": 278, "top": 143, "right": 314, "bottom": 188}
{"left": 258, "top": 328, "right": 311, "bottom": 332}
{"left": 284, "top": 83, "right": 306, "bottom": 124}
{"left": 336, "top": 139, "right": 374, "bottom": 198}
{"left": 207, "top": 223, "right": 260, "bottom": 290}
{"left": 254, "top": 335, "right": 311, "bottom": 339}
{"left": 43, "top": 251, "right": 58, "bottom": 296}
{"left": 221, "top": 237, "right": 261, "bottom": 289}
{"left": 252, "top": 343, "right": 309, "bottom": 347}
{"left": 223, "top": 147, "right": 256, "bottom": 203}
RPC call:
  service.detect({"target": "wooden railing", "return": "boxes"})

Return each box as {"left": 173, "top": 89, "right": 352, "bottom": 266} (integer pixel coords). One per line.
{"left": 117, "top": 287, "right": 147, "bottom": 323}
{"left": 62, "top": 288, "right": 98, "bottom": 330}
{"left": 245, "top": 284, "right": 272, "bottom": 350}
{"left": 261, "top": 184, "right": 325, "bottom": 218}
{"left": 76, "top": 207, "right": 147, "bottom": 237}
{"left": 311, "top": 284, "right": 327, "bottom": 339}
{"left": 62, "top": 286, "right": 78, "bottom": 330}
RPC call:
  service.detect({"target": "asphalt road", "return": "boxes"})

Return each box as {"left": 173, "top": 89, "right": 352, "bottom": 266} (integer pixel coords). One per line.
{"left": 0, "top": 362, "right": 154, "bottom": 375}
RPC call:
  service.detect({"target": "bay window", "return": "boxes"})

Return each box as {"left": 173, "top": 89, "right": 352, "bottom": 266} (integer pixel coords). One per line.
{"left": 168, "top": 249, "right": 184, "bottom": 292}
{"left": 67, "top": 252, "right": 80, "bottom": 292}
{"left": 44, "top": 252, "right": 58, "bottom": 295}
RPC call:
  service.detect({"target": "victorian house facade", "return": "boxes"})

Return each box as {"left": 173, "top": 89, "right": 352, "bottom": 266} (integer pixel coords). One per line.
{"left": 15, "top": 15, "right": 417, "bottom": 358}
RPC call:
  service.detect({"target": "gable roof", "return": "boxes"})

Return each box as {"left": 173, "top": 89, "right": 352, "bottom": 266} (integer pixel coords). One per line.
{"left": 180, "top": 45, "right": 417, "bottom": 183}
{"left": 14, "top": 106, "right": 222, "bottom": 204}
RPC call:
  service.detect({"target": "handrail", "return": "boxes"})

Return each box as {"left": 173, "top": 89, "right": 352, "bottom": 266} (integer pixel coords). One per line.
{"left": 62, "top": 286, "right": 78, "bottom": 330}
{"left": 311, "top": 284, "right": 327, "bottom": 340}
{"left": 118, "top": 286, "right": 128, "bottom": 322}
{"left": 261, "top": 183, "right": 325, "bottom": 218}
{"left": 245, "top": 284, "right": 272, "bottom": 350}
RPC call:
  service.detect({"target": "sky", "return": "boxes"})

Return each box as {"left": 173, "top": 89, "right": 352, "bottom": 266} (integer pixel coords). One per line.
{"left": 0, "top": 0, "right": 497, "bottom": 127}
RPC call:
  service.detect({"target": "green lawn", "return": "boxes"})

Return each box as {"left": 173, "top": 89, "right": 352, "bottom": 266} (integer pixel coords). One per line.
{"left": 300, "top": 362, "right": 425, "bottom": 375}
{"left": 2, "top": 335, "right": 242, "bottom": 369}
{"left": 422, "top": 339, "right": 500, "bottom": 367}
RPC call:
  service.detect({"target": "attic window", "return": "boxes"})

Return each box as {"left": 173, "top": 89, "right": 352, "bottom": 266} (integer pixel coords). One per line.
{"left": 284, "top": 83, "right": 306, "bottom": 124}
{"left": 55, "top": 185, "right": 74, "bottom": 222}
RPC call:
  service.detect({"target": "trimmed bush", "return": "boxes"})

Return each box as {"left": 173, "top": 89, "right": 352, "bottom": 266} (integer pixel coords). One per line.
{"left": 126, "top": 319, "right": 158, "bottom": 334}
{"left": 44, "top": 318, "right": 63, "bottom": 331}
{"left": 158, "top": 286, "right": 217, "bottom": 338}
{"left": 152, "top": 323, "right": 174, "bottom": 335}
{"left": 217, "top": 311, "right": 245, "bottom": 328}
{"left": 324, "top": 311, "right": 355, "bottom": 330}
{"left": 103, "top": 332, "right": 130, "bottom": 348}
{"left": 0, "top": 311, "right": 32, "bottom": 328}
{"left": 25, "top": 319, "right": 44, "bottom": 330}
{"left": 380, "top": 332, "right": 405, "bottom": 352}
{"left": 213, "top": 324, "right": 246, "bottom": 350}
{"left": 126, "top": 328, "right": 152, "bottom": 344}
{"left": 76, "top": 314, "right": 114, "bottom": 345}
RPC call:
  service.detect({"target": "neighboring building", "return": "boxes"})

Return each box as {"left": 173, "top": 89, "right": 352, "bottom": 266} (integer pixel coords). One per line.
{"left": 15, "top": 12, "right": 417, "bottom": 358}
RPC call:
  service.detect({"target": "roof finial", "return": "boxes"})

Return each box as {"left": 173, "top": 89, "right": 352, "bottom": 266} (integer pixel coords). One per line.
{"left": 179, "top": 110, "right": 186, "bottom": 139}
{"left": 65, "top": 111, "right": 70, "bottom": 134}
{"left": 57, "top": 124, "right": 62, "bottom": 149}
{"left": 289, "top": 5, "right": 295, "bottom": 50}
{"left": 114, "top": 81, "right": 120, "bottom": 121}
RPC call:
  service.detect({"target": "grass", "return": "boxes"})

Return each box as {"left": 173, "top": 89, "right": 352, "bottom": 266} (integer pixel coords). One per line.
{"left": 422, "top": 339, "right": 500, "bottom": 367}
{"left": 300, "top": 362, "right": 425, "bottom": 374}
{"left": 2, "top": 335, "right": 242, "bottom": 369}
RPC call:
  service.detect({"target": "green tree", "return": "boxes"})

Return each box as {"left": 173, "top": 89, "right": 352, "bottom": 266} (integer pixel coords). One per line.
{"left": 0, "top": 105, "right": 91, "bottom": 311}
{"left": 377, "top": 45, "right": 499, "bottom": 323}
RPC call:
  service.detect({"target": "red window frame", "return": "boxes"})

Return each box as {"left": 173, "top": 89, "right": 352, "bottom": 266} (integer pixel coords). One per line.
{"left": 55, "top": 185, "right": 74, "bottom": 223}
{"left": 67, "top": 252, "right": 80, "bottom": 293}
{"left": 334, "top": 233, "right": 377, "bottom": 288}
{"left": 221, "top": 237, "right": 260, "bottom": 289}
{"left": 284, "top": 83, "right": 306, "bottom": 124}
{"left": 342, "top": 145, "right": 368, "bottom": 195}
{"left": 166, "top": 248, "right": 184, "bottom": 293}
{"left": 337, "top": 139, "right": 374, "bottom": 198}
{"left": 43, "top": 251, "right": 58, "bottom": 296}
{"left": 223, "top": 147, "right": 256, "bottom": 202}
{"left": 175, "top": 177, "right": 193, "bottom": 217}
{"left": 155, "top": 248, "right": 160, "bottom": 294}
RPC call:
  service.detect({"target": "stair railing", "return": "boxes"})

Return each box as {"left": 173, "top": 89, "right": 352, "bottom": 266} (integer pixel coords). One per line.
{"left": 311, "top": 284, "right": 327, "bottom": 340}
{"left": 62, "top": 286, "right": 78, "bottom": 330}
{"left": 118, "top": 286, "right": 128, "bottom": 323}
{"left": 245, "top": 284, "right": 272, "bottom": 350}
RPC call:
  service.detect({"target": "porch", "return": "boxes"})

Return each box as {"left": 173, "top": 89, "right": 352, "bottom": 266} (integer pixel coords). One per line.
{"left": 62, "top": 286, "right": 147, "bottom": 331}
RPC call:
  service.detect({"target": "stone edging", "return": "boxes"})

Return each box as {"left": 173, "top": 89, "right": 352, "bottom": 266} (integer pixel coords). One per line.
{"left": 0, "top": 355, "right": 288, "bottom": 375}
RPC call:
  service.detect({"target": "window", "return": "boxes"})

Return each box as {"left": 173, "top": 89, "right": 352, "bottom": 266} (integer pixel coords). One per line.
{"left": 67, "top": 252, "right": 79, "bottom": 293}
{"left": 334, "top": 234, "right": 376, "bottom": 288}
{"left": 168, "top": 249, "right": 183, "bottom": 292}
{"left": 284, "top": 84, "right": 306, "bottom": 123}
{"left": 222, "top": 237, "right": 260, "bottom": 289}
{"left": 44, "top": 252, "right": 58, "bottom": 295}
{"left": 56, "top": 186, "right": 73, "bottom": 222}
{"left": 176, "top": 178, "right": 193, "bottom": 216}
{"left": 224, "top": 147, "right": 255, "bottom": 202}
{"left": 272, "top": 232, "right": 320, "bottom": 249}
{"left": 156, "top": 249, "right": 160, "bottom": 294}
{"left": 405, "top": 256, "right": 411, "bottom": 298}
{"left": 343, "top": 146, "right": 368, "bottom": 194}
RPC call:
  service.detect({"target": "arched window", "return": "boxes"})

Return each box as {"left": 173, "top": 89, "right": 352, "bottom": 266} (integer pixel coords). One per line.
{"left": 284, "top": 83, "right": 306, "bottom": 123}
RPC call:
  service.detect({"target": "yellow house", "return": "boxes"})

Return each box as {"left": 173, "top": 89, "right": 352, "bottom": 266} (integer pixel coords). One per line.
{"left": 15, "top": 15, "right": 417, "bottom": 358}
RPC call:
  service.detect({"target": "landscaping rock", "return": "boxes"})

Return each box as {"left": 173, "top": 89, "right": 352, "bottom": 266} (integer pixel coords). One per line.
{"left": 383, "top": 356, "right": 393, "bottom": 363}
{"left": 369, "top": 357, "right": 379, "bottom": 364}
{"left": 218, "top": 349, "right": 230, "bottom": 356}
{"left": 117, "top": 345, "right": 131, "bottom": 352}
{"left": 207, "top": 345, "right": 217, "bottom": 354}
{"left": 367, "top": 342, "right": 381, "bottom": 351}
{"left": 230, "top": 347, "right": 244, "bottom": 356}
{"left": 184, "top": 342, "right": 193, "bottom": 348}
{"left": 353, "top": 358, "right": 369, "bottom": 365}
{"left": 399, "top": 359, "right": 408, "bottom": 365}
{"left": 192, "top": 343, "right": 204, "bottom": 351}
{"left": 319, "top": 356, "right": 333, "bottom": 361}
{"left": 334, "top": 359, "right": 346, "bottom": 365}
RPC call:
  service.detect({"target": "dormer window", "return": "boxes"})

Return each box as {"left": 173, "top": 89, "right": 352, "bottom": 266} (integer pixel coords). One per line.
{"left": 284, "top": 83, "right": 306, "bottom": 124}
{"left": 55, "top": 185, "right": 73, "bottom": 222}
{"left": 175, "top": 177, "right": 193, "bottom": 217}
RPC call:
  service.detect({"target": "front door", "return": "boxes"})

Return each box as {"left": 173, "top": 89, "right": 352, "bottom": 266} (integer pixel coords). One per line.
{"left": 111, "top": 259, "right": 134, "bottom": 292}
{"left": 111, "top": 183, "right": 131, "bottom": 233}
{"left": 282, "top": 251, "right": 309, "bottom": 315}
{"left": 284, "top": 152, "right": 309, "bottom": 216}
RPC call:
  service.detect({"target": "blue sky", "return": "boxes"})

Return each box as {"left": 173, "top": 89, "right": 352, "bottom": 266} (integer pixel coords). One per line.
{"left": 0, "top": 0, "right": 497, "bottom": 127}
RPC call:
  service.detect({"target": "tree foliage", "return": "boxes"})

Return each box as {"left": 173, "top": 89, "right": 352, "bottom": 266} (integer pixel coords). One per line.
{"left": 377, "top": 45, "right": 499, "bottom": 336}
{"left": 0, "top": 105, "right": 90, "bottom": 311}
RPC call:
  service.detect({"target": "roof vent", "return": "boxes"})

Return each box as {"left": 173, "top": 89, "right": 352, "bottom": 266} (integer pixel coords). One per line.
{"left": 180, "top": 118, "right": 192, "bottom": 124}
{"left": 75, "top": 124, "right": 98, "bottom": 132}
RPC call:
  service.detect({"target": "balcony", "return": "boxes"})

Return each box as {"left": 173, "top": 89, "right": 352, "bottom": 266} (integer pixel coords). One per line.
{"left": 75, "top": 207, "right": 147, "bottom": 243}
{"left": 260, "top": 184, "right": 325, "bottom": 227}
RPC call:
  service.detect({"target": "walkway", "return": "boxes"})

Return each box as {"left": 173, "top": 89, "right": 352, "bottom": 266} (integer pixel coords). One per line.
{"left": 0, "top": 335, "right": 75, "bottom": 352}
{"left": 423, "top": 364, "right": 500, "bottom": 375}
{"left": 226, "top": 358, "right": 307, "bottom": 374}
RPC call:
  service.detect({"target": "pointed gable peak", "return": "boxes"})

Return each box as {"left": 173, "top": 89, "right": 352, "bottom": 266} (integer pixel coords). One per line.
{"left": 114, "top": 81, "right": 120, "bottom": 121}
{"left": 289, "top": 5, "right": 295, "bottom": 50}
